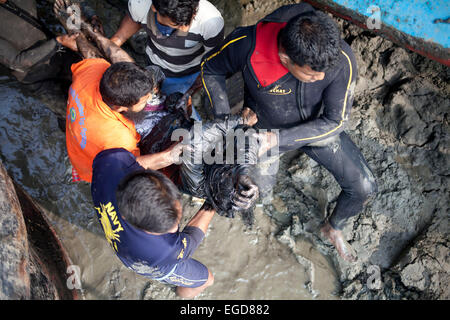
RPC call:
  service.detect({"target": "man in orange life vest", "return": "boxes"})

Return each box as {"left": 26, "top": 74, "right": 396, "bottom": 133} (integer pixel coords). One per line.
{"left": 54, "top": 0, "right": 183, "bottom": 182}
{"left": 201, "top": 3, "right": 378, "bottom": 262}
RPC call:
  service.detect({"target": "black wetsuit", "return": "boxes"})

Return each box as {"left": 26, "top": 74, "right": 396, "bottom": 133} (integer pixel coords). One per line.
{"left": 201, "top": 3, "right": 377, "bottom": 229}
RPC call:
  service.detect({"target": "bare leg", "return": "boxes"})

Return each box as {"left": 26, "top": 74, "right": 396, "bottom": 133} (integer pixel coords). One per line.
{"left": 81, "top": 21, "right": 135, "bottom": 63}
{"left": 53, "top": 0, "right": 103, "bottom": 59}
{"left": 54, "top": 0, "right": 134, "bottom": 63}
{"left": 175, "top": 270, "right": 214, "bottom": 299}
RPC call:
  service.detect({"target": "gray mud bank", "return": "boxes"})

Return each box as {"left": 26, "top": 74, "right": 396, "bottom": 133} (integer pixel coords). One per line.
{"left": 0, "top": 0, "right": 448, "bottom": 299}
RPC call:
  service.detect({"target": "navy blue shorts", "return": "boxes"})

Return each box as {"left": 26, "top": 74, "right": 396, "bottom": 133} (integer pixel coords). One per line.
{"left": 159, "top": 259, "right": 209, "bottom": 288}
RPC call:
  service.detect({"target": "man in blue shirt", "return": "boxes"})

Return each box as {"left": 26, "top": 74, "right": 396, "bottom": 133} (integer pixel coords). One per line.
{"left": 91, "top": 148, "right": 215, "bottom": 298}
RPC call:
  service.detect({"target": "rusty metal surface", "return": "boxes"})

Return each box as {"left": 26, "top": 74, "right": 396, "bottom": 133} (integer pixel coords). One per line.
{"left": 304, "top": 0, "right": 450, "bottom": 66}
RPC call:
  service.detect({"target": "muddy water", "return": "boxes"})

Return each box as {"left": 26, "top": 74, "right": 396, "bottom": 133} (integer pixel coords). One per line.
{"left": 0, "top": 72, "right": 338, "bottom": 300}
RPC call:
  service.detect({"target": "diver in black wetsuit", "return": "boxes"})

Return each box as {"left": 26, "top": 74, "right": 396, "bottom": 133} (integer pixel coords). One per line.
{"left": 200, "top": 3, "right": 378, "bottom": 262}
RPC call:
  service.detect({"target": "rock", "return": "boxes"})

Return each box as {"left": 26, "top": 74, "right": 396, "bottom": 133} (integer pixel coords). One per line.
{"left": 394, "top": 214, "right": 450, "bottom": 299}
{"left": 0, "top": 160, "right": 79, "bottom": 300}
{"left": 0, "top": 161, "right": 31, "bottom": 299}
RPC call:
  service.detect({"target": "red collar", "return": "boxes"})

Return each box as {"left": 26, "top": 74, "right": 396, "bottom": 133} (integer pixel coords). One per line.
{"left": 250, "top": 22, "right": 288, "bottom": 87}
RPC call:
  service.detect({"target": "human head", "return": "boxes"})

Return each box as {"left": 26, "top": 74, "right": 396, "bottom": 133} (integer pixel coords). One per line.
{"left": 116, "top": 170, "right": 182, "bottom": 234}
{"left": 100, "top": 62, "right": 155, "bottom": 113}
{"left": 151, "top": 0, "right": 200, "bottom": 29}
{"left": 278, "top": 10, "right": 341, "bottom": 82}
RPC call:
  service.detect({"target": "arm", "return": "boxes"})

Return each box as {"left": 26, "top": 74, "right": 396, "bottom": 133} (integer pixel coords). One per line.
{"left": 110, "top": 14, "right": 141, "bottom": 47}
{"left": 185, "top": 202, "right": 215, "bottom": 235}
{"left": 53, "top": 0, "right": 134, "bottom": 63}
{"left": 0, "top": 38, "right": 58, "bottom": 72}
{"left": 201, "top": 26, "right": 252, "bottom": 119}
{"left": 175, "top": 202, "right": 215, "bottom": 261}
{"left": 277, "top": 45, "right": 357, "bottom": 152}
{"left": 202, "top": 16, "right": 225, "bottom": 54}
{"left": 81, "top": 22, "right": 135, "bottom": 63}
{"left": 136, "top": 141, "right": 184, "bottom": 170}
{"left": 75, "top": 32, "right": 103, "bottom": 59}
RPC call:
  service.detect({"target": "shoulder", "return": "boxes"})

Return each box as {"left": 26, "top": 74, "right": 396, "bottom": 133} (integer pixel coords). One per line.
{"left": 128, "top": 0, "right": 152, "bottom": 24}
{"left": 92, "top": 148, "right": 141, "bottom": 178}
{"left": 196, "top": 0, "right": 223, "bottom": 19}
{"left": 71, "top": 58, "right": 110, "bottom": 79}
{"left": 91, "top": 148, "right": 143, "bottom": 199}
{"left": 340, "top": 40, "right": 356, "bottom": 66}
{"left": 337, "top": 40, "right": 357, "bottom": 78}
{"left": 192, "top": 0, "right": 224, "bottom": 36}
{"left": 202, "top": 25, "right": 254, "bottom": 63}
{"left": 226, "top": 25, "right": 254, "bottom": 51}
{"left": 262, "top": 3, "right": 315, "bottom": 22}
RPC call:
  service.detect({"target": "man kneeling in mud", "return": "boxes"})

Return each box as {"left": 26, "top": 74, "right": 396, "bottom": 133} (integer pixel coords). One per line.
{"left": 201, "top": 3, "right": 378, "bottom": 262}
{"left": 91, "top": 148, "right": 215, "bottom": 298}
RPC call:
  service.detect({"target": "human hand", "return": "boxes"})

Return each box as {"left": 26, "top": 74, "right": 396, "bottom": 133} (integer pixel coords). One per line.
{"left": 164, "top": 138, "right": 191, "bottom": 165}
{"left": 241, "top": 107, "right": 257, "bottom": 126}
{"left": 56, "top": 33, "right": 79, "bottom": 51}
{"left": 254, "top": 131, "right": 278, "bottom": 157}
{"left": 232, "top": 175, "right": 259, "bottom": 210}
{"left": 90, "top": 15, "right": 104, "bottom": 35}
{"left": 54, "top": 0, "right": 81, "bottom": 33}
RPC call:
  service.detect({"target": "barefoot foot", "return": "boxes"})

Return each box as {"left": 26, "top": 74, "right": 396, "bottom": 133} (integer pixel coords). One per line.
{"left": 53, "top": 0, "right": 82, "bottom": 33}
{"left": 320, "top": 222, "right": 357, "bottom": 263}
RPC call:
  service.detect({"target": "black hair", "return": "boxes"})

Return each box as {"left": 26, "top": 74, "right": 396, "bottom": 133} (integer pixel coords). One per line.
{"left": 100, "top": 62, "right": 155, "bottom": 108}
{"left": 153, "top": 0, "right": 200, "bottom": 26}
{"left": 116, "top": 170, "right": 181, "bottom": 233}
{"left": 204, "top": 125, "right": 259, "bottom": 227}
{"left": 279, "top": 10, "right": 341, "bottom": 72}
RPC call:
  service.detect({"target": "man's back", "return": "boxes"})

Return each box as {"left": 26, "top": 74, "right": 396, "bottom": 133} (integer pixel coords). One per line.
{"left": 66, "top": 58, "right": 141, "bottom": 182}
{"left": 91, "top": 148, "right": 205, "bottom": 278}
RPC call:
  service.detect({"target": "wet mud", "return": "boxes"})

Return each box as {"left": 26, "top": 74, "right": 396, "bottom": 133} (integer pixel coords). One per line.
{"left": 0, "top": 0, "right": 448, "bottom": 300}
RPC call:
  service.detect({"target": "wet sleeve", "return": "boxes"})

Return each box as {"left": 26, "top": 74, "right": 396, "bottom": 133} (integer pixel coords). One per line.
{"left": 80, "top": 2, "right": 96, "bottom": 20}
{"left": 177, "top": 226, "right": 205, "bottom": 260}
{"left": 278, "top": 46, "right": 357, "bottom": 152}
{"left": 0, "top": 38, "right": 57, "bottom": 73}
{"left": 201, "top": 26, "right": 253, "bottom": 119}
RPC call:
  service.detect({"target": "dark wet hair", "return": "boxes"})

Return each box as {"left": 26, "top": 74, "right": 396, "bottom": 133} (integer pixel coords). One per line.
{"left": 116, "top": 170, "right": 181, "bottom": 233}
{"left": 153, "top": 0, "right": 200, "bottom": 26}
{"left": 100, "top": 62, "right": 155, "bottom": 108}
{"left": 205, "top": 125, "right": 259, "bottom": 226}
{"left": 279, "top": 10, "right": 341, "bottom": 72}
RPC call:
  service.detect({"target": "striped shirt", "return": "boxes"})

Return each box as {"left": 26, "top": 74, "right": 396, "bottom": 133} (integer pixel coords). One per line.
{"left": 128, "top": 0, "right": 224, "bottom": 77}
